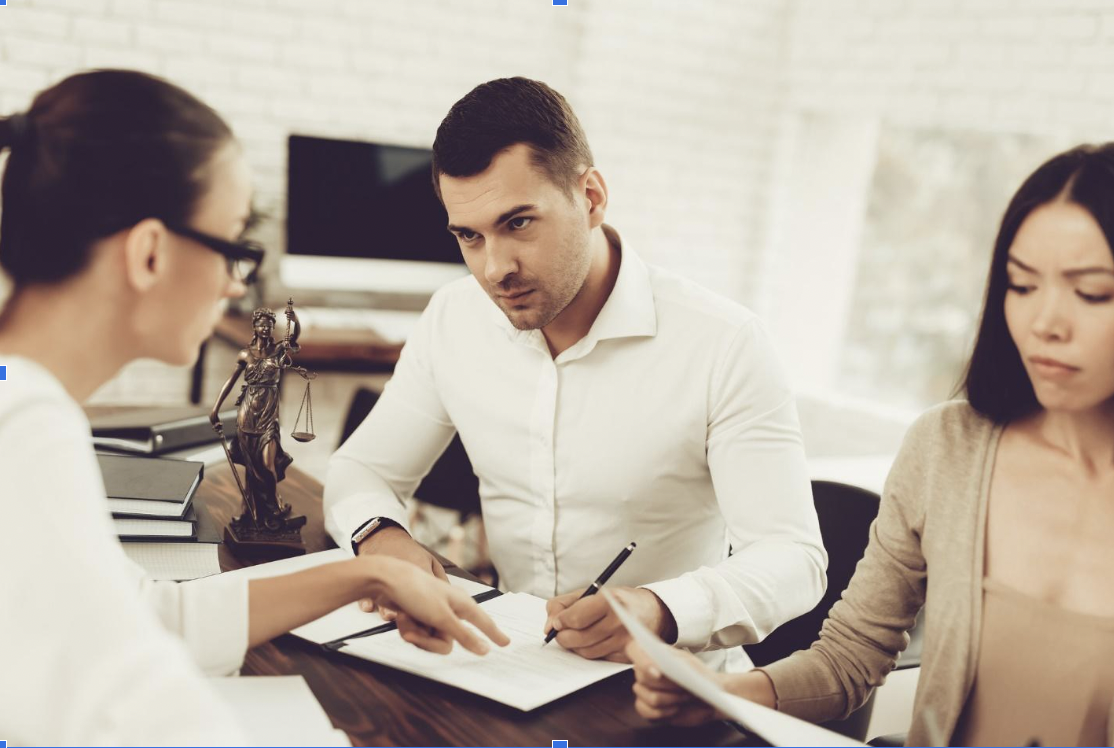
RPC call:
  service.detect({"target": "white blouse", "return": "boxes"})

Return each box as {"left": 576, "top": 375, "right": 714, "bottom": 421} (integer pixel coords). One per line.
{"left": 0, "top": 356, "right": 249, "bottom": 746}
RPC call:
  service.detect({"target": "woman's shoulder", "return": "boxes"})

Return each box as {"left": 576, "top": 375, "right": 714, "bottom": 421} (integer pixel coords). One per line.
{"left": 902, "top": 399, "right": 998, "bottom": 454}
{"left": 0, "top": 356, "right": 85, "bottom": 429}
{"left": 885, "top": 400, "right": 998, "bottom": 510}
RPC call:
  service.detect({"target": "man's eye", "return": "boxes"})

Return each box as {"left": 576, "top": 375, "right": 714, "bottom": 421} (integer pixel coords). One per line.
{"left": 509, "top": 217, "right": 532, "bottom": 230}
{"left": 458, "top": 230, "right": 478, "bottom": 243}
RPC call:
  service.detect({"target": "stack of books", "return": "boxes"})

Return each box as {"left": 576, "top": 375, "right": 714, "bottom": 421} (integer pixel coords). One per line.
{"left": 90, "top": 406, "right": 238, "bottom": 580}
{"left": 98, "top": 452, "right": 224, "bottom": 580}
{"left": 99, "top": 453, "right": 205, "bottom": 541}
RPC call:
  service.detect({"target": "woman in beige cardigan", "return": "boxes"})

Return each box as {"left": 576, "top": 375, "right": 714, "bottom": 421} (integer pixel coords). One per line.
{"left": 627, "top": 143, "right": 1114, "bottom": 747}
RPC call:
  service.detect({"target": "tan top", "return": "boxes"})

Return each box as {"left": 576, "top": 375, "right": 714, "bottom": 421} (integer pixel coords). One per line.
{"left": 761, "top": 401, "right": 1114, "bottom": 746}
{"left": 952, "top": 578, "right": 1114, "bottom": 747}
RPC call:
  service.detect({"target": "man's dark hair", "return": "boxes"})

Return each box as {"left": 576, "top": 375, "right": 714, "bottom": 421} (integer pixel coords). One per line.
{"left": 961, "top": 143, "right": 1114, "bottom": 423}
{"left": 431, "top": 77, "right": 593, "bottom": 200}
{"left": 0, "top": 69, "right": 234, "bottom": 285}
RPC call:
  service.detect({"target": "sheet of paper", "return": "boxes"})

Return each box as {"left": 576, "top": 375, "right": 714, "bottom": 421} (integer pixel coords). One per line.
{"left": 121, "top": 542, "right": 221, "bottom": 580}
{"left": 218, "top": 549, "right": 497, "bottom": 644}
{"left": 603, "top": 589, "right": 866, "bottom": 748}
{"left": 342, "top": 592, "right": 630, "bottom": 711}
{"left": 114, "top": 518, "right": 194, "bottom": 537}
{"left": 208, "top": 675, "right": 350, "bottom": 747}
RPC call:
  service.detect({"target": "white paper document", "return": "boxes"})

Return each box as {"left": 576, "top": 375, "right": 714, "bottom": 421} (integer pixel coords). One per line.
{"left": 122, "top": 541, "right": 221, "bottom": 580}
{"left": 342, "top": 592, "right": 630, "bottom": 711}
{"left": 219, "top": 550, "right": 628, "bottom": 711}
{"left": 208, "top": 675, "right": 350, "bottom": 747}
{"left": 604, "top": 589, "right": 866, "bottom": 748}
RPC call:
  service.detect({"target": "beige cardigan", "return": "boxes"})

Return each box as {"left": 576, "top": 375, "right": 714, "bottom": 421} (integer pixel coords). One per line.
{"left": 762, "top": 400, "right": 1114, "bottom": 746}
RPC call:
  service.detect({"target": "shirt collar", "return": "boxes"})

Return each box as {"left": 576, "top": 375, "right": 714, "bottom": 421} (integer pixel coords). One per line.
{"left": 486, "top": 225, "right": 658, "bottom": 355}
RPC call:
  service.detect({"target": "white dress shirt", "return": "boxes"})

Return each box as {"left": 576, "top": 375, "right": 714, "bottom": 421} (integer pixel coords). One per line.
{"left": 325, "top": 228, "right": 826, "bottom": 664}
{"left": 0, "top": 356, "right": 249, "bottom": 746}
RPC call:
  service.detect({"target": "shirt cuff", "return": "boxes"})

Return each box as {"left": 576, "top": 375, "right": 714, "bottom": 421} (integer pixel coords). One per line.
{"left": 641, "top": 574, "right": 716, "bottom": 649}
{"left": 326, "top": 492, "right": 412, "bottom": 554}
{"left": 177, "top": 573, "right": 249, "bottom": 676}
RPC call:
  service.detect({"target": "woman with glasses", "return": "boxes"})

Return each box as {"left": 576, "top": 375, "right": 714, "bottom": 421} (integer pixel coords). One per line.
{"left": 0, "top": 70, "right": 508, "bottom": 747}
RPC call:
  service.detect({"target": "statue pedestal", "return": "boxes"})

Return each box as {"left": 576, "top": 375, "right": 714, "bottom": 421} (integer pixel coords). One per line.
{"left": 225, "top": 514, "right": 308, "bottom": 560}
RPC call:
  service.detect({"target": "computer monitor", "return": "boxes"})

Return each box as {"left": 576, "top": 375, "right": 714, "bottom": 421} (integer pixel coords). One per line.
{"left": 281, "top": 134, "right": 468, "bottom": 299}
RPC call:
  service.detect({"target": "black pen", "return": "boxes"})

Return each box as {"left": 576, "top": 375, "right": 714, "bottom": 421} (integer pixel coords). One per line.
{"left": 543, "top": 541, "right": 637, "bottom": 645}
{"left": 321, "top": 588, "right": 503, "bottom": 652}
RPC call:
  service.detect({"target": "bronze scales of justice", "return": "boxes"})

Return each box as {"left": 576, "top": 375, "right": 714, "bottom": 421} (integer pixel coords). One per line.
{"left": 210, "top": 298, "right": 317, "bottom": 557}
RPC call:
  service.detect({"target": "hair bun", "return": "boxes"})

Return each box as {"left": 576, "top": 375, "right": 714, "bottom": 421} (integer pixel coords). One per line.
{"left": 0, "top": 113, "right": 30, "bottom": 151}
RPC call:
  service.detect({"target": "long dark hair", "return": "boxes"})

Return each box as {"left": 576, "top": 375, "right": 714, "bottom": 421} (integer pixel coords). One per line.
{"left": 0, "top": 69, "right": 234, "bottom": 285}
{"left": 962, "top": 143, "right": 1114, "bottom": 423}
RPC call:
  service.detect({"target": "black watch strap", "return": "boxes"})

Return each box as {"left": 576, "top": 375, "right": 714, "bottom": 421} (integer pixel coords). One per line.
{"left": 350, "top": 517, "right": 403, "bottom": 554}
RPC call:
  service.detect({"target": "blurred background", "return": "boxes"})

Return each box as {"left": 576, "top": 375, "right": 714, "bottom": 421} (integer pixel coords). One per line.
{"left": 7, "top": 0, "right": 1114, "bottom": 735}
{"left": 5, "top": 0, "right": 1111, "bottom": 449}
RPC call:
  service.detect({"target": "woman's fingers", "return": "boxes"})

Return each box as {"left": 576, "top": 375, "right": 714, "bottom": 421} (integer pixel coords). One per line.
{"left": 633, "top": 681, "right": 693, "bottom": 709}
{"left": 398, "top": 615, "right": 453, "bottom": 654}
{"left": 454, "top": 597, "right": 511, "bottom": 648}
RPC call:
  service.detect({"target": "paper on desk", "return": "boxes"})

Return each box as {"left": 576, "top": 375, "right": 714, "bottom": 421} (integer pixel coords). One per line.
{"left": 603, "top": 589, "right": 866, "bottom": 748}
{"left": 208, "top": 675, "right": 350, "bottom": 747}
{"left": 122, "top": 542, "right": 221, "bottom": 580}
{"left": 218, "top": 549, "right": 496, "bottom": 644}
{"left": 342, "top": 592, "right": 630, "bottom": 711}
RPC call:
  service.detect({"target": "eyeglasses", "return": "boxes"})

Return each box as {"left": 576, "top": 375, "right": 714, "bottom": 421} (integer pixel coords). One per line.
{"left": 166, "top": 224, "right": 265, "bottom": 285}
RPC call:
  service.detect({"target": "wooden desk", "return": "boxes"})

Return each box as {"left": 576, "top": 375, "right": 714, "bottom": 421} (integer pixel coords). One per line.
{"left": 196, "top": 463, "right": 746, "bottom": 747}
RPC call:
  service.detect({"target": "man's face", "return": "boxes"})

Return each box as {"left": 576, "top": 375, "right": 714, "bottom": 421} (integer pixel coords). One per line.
{"left": 440, "top": 144, "right": 593, "bottom": 331}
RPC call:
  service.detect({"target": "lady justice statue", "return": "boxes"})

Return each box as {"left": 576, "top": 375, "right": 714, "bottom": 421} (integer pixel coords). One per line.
{"left": 210, "top": 298, "right": 316, "bottom": 555}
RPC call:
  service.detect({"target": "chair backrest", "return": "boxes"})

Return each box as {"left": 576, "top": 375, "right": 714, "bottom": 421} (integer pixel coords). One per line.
{"left": 743, "top": 480, "right": 883, "bottom": 740}
{"left": 745, "top": 480, "right": 880, "bottom": 667}
{"left": 339, "top": 387, "right": 481, "bottom": 517}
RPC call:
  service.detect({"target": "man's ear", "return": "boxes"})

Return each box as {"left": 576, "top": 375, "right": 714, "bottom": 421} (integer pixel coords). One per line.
{"left": 121, "top": 218, "right": 169, "bottom": 293}
{"left": 582, "top": 167, "right": 608, "bottom": 229}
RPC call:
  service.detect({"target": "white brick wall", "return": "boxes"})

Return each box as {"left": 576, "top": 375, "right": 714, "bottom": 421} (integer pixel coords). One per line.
{"left": 2, "top": 0, "right": 783, "bottom": 403}
{"left": 784, "top": 0, "right": 1114, "bottom": 141}
{"left": 10, "top": 0, "right": 1114, "bottom": 407}
{"left": 1, "top": 0, "right": 780, "bottom": 297}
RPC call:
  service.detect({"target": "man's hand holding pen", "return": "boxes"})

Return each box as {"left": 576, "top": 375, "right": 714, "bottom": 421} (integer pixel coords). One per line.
{"left": 544, "top": 587, "right": 678, "bottom": 661}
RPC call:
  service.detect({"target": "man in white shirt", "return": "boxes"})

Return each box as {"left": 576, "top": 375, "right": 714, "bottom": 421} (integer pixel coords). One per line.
{"left": 325, "top": 77, "right": 826, "bottom": 668}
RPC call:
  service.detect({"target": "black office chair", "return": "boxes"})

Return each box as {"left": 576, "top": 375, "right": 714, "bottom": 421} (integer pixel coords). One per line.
{"left": 338, "top": 387, "right": 481, "bottom": 520}
{"left": 743, "top": 480, "right": 924, "bottom": 741}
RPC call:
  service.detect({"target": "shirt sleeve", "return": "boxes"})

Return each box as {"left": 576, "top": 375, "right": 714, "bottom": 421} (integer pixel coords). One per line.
{"left": 0, "top": 398, "right": 248, "bottom": 746}
{"left": 323, "top": 291, "right": 458, "bottom": 550}
{"left": 133, "top": 570, "right": 249, "bottom": 677}
{"left": 759, "top": 408, "right": 932, "bottom": 723}
{"left": 642, "top": 319, "right": 828, "bottom": 650}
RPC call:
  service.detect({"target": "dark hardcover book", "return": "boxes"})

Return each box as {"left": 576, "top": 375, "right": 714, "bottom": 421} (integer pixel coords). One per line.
{"left": 97, "top": 453, "right": 204, "bottom": 503}
{"left": 90, "top": 406, "right": 237, "bottom": 455}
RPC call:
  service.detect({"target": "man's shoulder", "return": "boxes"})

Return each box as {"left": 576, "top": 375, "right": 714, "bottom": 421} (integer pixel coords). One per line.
{"left": 644, "top": 263, "right": 757, "bottom": 333}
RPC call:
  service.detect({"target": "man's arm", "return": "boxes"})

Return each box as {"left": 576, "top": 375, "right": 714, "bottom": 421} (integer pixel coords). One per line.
{"left": 323, "top": 293, "right": 458, "bottom": 571}
{"left": 641, "top": 318, "right": 827, "bottom": 650}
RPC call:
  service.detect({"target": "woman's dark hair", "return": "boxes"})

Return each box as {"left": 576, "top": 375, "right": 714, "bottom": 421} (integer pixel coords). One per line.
{"left": 0, "top": 69, "right": 234, "bottom": 284}
{"left": 431, "top": 77, "right": 593, "bottom": 201}
{"left": 962, "top": 143, "right": 1114, "bottom": 423}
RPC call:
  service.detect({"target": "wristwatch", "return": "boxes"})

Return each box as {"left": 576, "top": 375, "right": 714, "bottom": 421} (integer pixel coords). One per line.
{"left": 350, "top": 516, "right": 402, "bottom": 553}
